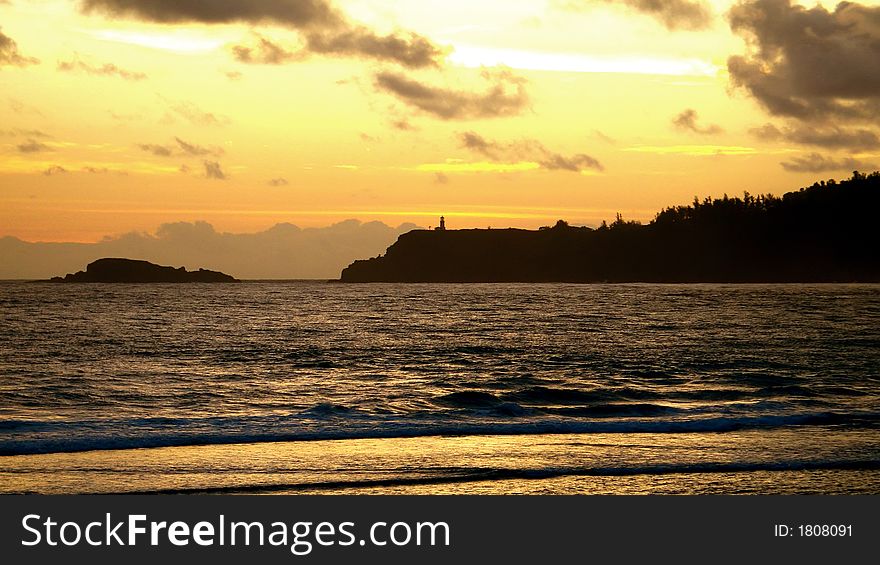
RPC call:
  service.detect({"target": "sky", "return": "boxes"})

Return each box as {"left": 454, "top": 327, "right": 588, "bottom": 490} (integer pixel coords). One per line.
{"left": 2, "top": 0, "right": 880, "bottom": 258}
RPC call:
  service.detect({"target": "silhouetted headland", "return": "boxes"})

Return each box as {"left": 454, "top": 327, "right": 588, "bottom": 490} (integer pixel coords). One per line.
{"left": 341, "top": 172, "right": 880, "bottom": 283}
{"left": 50, "top": 258, "right": 239, "bottom": 283}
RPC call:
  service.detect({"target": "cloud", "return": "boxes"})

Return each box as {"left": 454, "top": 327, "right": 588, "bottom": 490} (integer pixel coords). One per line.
{"left": 175, "top": 137, "right": 223, "bottom": 157}
{"left": 459, "top": 131, "right": 503, "bottom": 159}
{"left": 138, "top": 137, "right": 223, "bottom": 158}
{"left": 57, "top": 57, "right": 146, "bottom": 80}
{"left": 203, "top": 160, "right": 227, "bottom": 180}
{"left": 16, "top": 139, "right": 50, "bottom": 153}
{"left": 81, "top": 1, "right": 444, "bottom": 68}
{"left": 268, "top": 177, "right": 289, "bottom": 186}
{"left": 109, "top": 110, "right": 140, "bottom": 121}
{"left": 78, "top": 0, "right": 344, "bottom": 28}
{"left": 138, "top": 143, "right": 173, "bottom": 157}
{"left": 303, "top": 27, "right": 444, "bottom": 68}
{"left": 0, "top": 219, "right": 420, "bottom": 280}
{"left": 458, "top": 131, "right": 604, "bottom": 173}
{"left": 564, "top": 0, "right": 713, "bottom": 31}
{"left": 728, "top": 0, "right": 880, "bottom": 123}
{"left": 539, "top": 153, "right": 604, "bottom": 172}
{"left": 232, "top": 29, "right": 443, "bottom": 68}
{"left": 375, "top": 69, "right": 529, "bottom": 120}
{"left": 780, "top": 153, "right": 878, "bottom": 173}
{"left": 2, "top": 128, "right": 51, "bottom": 138}
{"left": 624, "top": 144, "right": 757, "bottom": 155}
{"left": 231, "top": 35, "right": 302, "bottom": 64}
{"left": 165, "top": 99, "right": 230, "bottom": 126}
{"left": 8, "top": 98, "right": 42, "bottom": 115}
{"left": 0, "top": 28, "right": 39, "bottom": 67}
{"left": 593, "top": 130, "right": 616, "bottom": 145}
{"left": 43, "top": 165, "right": 67, "bottom": 176}
{"left": 672, "top": 108, "right": 723, "bottom": 134}
{"left": 83, "top": 166, "right": 112, "bottom": 174}
{"left": 391, "top": 118, "right": 415, "bottom": 131}
{"left": 749, "top": 123, "right": 880, "bottom": 151}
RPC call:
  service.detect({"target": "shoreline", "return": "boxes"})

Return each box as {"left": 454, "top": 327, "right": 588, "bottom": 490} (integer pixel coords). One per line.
{"left": 3, "top": 428, "right": 878, "bottom": 495}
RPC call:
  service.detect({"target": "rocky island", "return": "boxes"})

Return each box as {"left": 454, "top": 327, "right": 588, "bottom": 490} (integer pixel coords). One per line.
{"left": 341, "top": 172, "right": 880, "bottom": 283}
{"left": 50, "top": 258, "right": 239, "bottom": 283}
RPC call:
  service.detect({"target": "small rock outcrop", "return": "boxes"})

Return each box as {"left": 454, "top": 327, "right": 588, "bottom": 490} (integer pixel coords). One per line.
{"left": 50, "top": 258, "right": 239, "bottom": 283}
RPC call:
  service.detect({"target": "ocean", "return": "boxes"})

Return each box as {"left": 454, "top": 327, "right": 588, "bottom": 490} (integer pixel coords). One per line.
{"left": 1, "top": 282, "right": 878, "bottom": 494}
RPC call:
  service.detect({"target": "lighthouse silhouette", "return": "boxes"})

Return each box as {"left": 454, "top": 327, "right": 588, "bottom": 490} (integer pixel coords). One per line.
{"left": 436, "top": 216, "right": 446, "bottom": 231}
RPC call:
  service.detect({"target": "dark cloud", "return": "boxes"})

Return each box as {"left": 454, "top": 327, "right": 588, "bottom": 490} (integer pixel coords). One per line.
{"left": 780, "top": 153, "right": 878, "bottom": 173}
{"left": 230, "top": 35, "right": 302, "bottom": 64}
{"left": 565, "top": 0, "right": 713, "bottom": 31}
{"left": 78, "top": 0, "right": 343, "bottom": 28}
{"left": 728, "top": 0, "right": 880, "bottom": 123}
{"left": 749, "top": 123, "right": 880, "bottom": 151}
{"left": 672, "top": 108, "right": 723, "bottom": 134}
{"left": 748, "top": 123, "right": 782, "bottom": 141}
{"left": 459, "top": 131, "right": 604, "bottom": 173}
{"left": 375, "top": 69, "right": 529, "bottom": 120}
{"left": 43, "top": 165, "right": 67, "bottom": 176}
{"left": 391, "top": 118, "right": 415, "bottom": 131}
{"left": 231, "top": 28, "right": 443, "bottom": 68}
{"left": 0, "top": 28, "right": 39, "bottom": 67}
{"left": 83, "top": 166, "right": 112, "bottom": 174}
{"left": 138, "top": 143, "right": 173, "bottom": 157}
{"left": 175, "top": 137, "right": 223, "bottom": 157}
{"left": 538, "top": 153, "right": 604, "bottom": 172}
{"left": 434, "top": 172, "right": 449, "bottom": 184}
{"left": 268, "top": 177, "right": 289, "bottom": 186}
{"left": 203, "top": 160, "right": 227, "bottom": 180}
{"left": 57, "top": 57, "right": 147, "bottom": 80}
{"left": 459, "top": 131, "right": 502, "bottom": 159}
{"left": 16, "top": 139, "right": 50, "bottom": 153}
{"left": 140, "top": 137, "right": 223, "bottom": 158}
{"left": 304, "top": 27, "right": 444, "bottom": 68}
{"left": 81, "top": 1, "right": 444, "bottom": 68}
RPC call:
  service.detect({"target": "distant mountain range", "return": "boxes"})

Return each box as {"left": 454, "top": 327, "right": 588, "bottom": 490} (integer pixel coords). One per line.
{"left": 341, "top": 172, "right": 880, "bottom": 283}
{"left": 1, "top": 220, "right": 417, "bottom": 280}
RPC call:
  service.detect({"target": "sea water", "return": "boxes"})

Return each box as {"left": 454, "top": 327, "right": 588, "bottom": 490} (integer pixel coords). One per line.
{"left": 1, "top": 282, "right": 878, "bottom": 494}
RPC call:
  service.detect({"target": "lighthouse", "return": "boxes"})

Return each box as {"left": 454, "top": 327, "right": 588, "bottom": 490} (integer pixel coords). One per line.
{"left": 436, "top": 216, "right": 446, "bottom": 231}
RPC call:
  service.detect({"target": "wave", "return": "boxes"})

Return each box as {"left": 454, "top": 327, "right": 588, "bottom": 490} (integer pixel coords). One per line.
{"left": 435, "top": 391, "right": 505, "bottom": 408}
{"left": 2, "top": 410, "right": 878, "bottom": 457}
{"left": 90, "top": 458, "right": 880, "bottom": 495}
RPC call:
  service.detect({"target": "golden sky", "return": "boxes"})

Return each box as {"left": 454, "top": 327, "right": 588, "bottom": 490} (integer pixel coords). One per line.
{"left": 2, "top": 0, "right": 879, "bottom": 242}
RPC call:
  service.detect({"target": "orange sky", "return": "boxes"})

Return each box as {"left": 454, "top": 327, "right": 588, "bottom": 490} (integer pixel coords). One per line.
{"left": 2, "top": 0, "right": 879, "bottom": 242}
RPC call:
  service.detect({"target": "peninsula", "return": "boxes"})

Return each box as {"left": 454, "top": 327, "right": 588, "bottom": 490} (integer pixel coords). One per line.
{"left": 341, "top": 172, "right": 880, "bottom": 283}
{"left": 50, "top": 258, "right": 239, "bottom": 283}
